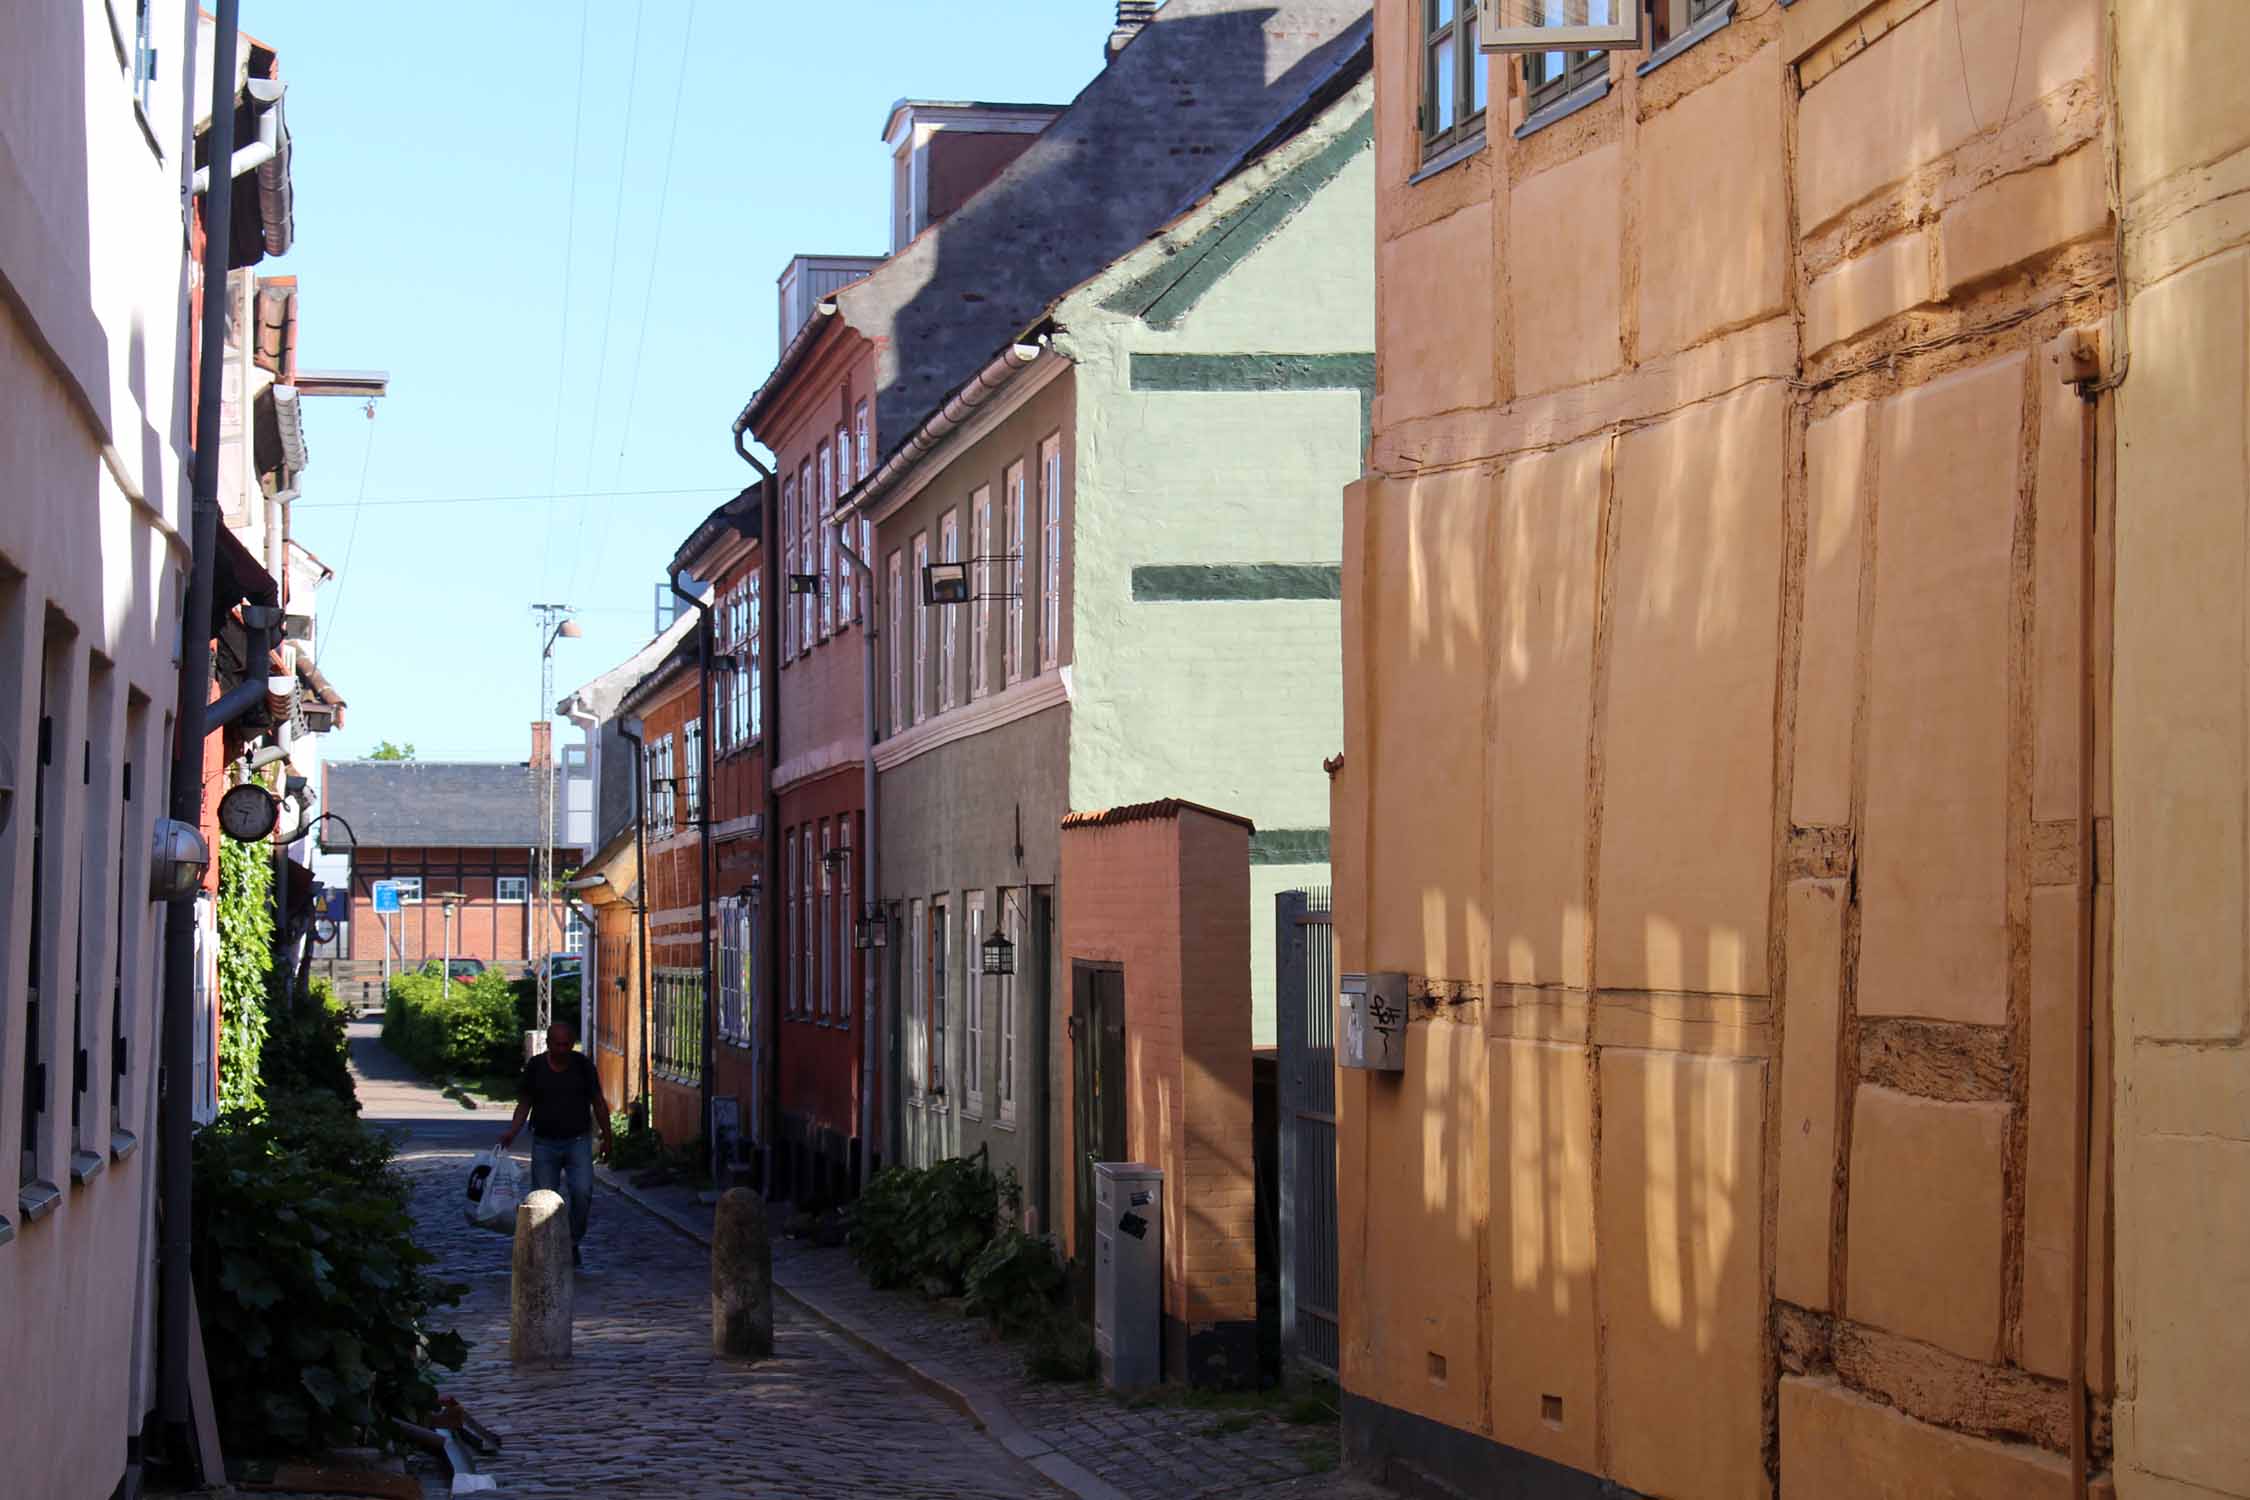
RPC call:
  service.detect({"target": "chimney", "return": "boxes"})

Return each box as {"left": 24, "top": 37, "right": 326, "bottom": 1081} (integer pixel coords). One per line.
{"left": 1107, "top": 1, "right": 1157, "bottom": 63}
{"left": 531, "top": 720, "right": 552, "bottom": 770}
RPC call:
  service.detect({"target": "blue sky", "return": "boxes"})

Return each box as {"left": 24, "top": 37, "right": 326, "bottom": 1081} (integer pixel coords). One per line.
{"left": 250, "top": 1, "right": 1115, "bottom": 763}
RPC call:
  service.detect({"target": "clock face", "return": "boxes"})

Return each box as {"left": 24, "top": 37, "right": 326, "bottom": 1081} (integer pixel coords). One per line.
{"left": 218, "top": 783, "right": 278, "bottom": 841}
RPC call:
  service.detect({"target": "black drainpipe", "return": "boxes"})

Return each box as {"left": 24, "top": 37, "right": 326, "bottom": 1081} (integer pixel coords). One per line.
{"left": 157, "top": 0, "right": 239, "bottom": 1481}
{"left": 668, "top": 570, "right": 718, "bottom": 1178}
{"left": 730, "top": 422, "right": 780, "bottom": 1194}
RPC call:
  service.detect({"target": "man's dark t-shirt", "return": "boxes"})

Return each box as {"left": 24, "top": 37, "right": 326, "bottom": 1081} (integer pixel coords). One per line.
{"left": 519, "top": 1051, "right": 599, "bottom": 1140}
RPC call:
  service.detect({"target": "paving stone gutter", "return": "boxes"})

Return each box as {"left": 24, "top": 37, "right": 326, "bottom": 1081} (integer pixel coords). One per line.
{"left": 592, "top": 1165, "right": 1134, "bottom": 1500}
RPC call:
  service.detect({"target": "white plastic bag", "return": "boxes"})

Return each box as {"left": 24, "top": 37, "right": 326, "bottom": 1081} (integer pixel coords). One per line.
{"left": 464, "top": 1149, "right": 522, "bottom": 1233}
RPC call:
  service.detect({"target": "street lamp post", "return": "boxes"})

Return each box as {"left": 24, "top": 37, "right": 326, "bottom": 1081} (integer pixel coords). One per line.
{"left": 436, "top": 892, "right": 467, "bottom": 1000}
{"left": 532, "top": 605, "right": 581, "bottom": 1033}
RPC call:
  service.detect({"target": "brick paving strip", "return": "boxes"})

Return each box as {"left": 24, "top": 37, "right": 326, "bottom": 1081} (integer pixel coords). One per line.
{"left": 588, "top": 1165, "right": 1375, "bottom": 1500}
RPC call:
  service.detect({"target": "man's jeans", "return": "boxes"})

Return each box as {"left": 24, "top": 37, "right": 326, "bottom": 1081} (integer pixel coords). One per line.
{"left": 530, "top": 1133, "right": 593, "bottom": 1245}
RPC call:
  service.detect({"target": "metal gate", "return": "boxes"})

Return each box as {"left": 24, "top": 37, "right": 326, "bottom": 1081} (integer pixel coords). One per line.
{"left": 1275, "top": 888, "right": 1338, "bottom": 1373}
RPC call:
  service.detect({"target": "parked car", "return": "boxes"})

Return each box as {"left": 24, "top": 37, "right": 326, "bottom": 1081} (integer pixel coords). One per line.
{"left": 419, "top": 957, "right": 488, "bottom": 981}
{"left": 535, "top": 953, "right": 582, "bottom": 983}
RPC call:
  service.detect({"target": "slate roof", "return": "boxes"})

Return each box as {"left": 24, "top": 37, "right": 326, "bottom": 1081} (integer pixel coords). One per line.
{"left": 815, "top": 0, "right": 1370, "bottom": 467}
{"left": 322, "top": 760, "right": 566, "bottom": 851}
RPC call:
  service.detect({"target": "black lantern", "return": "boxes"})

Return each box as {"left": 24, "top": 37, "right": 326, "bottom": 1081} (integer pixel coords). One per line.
{"left": 787, "top": 572, "right": 822, "bottom": 596}
{"left": 854, "top": 911, "right": 888, "bottom": 951}
{"left": 980, "top": 925, "right": 1015, "bottom": 976}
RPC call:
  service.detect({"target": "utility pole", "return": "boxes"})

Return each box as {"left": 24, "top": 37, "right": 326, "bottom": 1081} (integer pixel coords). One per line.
{"left": 531, "top": 603, "right": 578, "bottom": 1033}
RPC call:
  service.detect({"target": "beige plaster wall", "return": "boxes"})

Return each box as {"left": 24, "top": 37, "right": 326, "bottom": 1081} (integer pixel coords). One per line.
{"left": 2110, "top": 3, "right": 2250, "bottom": 1495}
{"left": 1344, "top": 0, "right": 2123, "bottom": 1494}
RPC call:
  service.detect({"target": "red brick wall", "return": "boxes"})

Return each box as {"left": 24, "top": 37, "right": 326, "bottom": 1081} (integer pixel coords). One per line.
{"left": 777, "top": 765, "right": 866, "bottom": 1146}
{"left": 346, "top": 846, "right": 570, "bottom": 969}
{"left": 1057, "top": 807, "right": 1256, "bottom": 1330}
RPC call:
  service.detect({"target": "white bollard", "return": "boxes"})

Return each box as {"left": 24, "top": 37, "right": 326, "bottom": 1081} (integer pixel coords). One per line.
{"left": 510, "top": 1189, "right": 572, "bottom": 1364}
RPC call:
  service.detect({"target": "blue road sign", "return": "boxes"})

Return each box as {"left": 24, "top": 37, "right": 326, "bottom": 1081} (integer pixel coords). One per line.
{"left": 372, "top": 881, "right": 402, "bottom": 914}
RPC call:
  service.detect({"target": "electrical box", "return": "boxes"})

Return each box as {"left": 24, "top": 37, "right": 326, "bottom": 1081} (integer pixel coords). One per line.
{"left": 1340, "top": 972, "right": 1408, "bottom": 1071}
{"left": 1093, "top": 1161, "right": 1163, "bottom": 1390}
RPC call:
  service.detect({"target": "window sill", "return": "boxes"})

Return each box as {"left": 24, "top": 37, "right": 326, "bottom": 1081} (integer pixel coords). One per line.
{"left": 18, "top": 1181, "right": 61, "bottom": 1224}
{"left": 1638, "top": 0, "right": 1736, "bottom": 75}
{"left": 0, "top": 1214, "right": 11, "bottom": 1247}
{"left": 70, "top": 1151, "right": 105, "bottom": 1186}
{"left": 992, "top": 1116, "right": 1018, "bottom": 1133}
{"left": 1409, "top": 130, "right": 1488, "bottom": 186}
{"left": 1516, "top": 76, "right": 1613, "bottom": 140}
{"left": 111, "top": 1128, "right": 138, "bottom": 1163}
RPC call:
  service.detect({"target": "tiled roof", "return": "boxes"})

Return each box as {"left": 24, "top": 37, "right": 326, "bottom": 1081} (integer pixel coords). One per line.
{"left": 322, "top": 760, "right": 566, "bottom": 851}
{"left": 1061, "top": 798, "right": 1256, "bottom": 834}
{"left": 825, "top": 0, "right": 1371, "bottom": 466}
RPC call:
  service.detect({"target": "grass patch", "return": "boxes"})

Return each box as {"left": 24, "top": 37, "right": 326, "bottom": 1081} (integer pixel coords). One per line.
{"left": 1298, "top": 1437, "right": 1339, "bottom": 1474}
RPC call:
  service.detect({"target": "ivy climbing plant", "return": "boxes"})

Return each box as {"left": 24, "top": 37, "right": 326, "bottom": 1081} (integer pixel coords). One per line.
{"left": 216, "top": 830, "right": 273, "bottom": 1114}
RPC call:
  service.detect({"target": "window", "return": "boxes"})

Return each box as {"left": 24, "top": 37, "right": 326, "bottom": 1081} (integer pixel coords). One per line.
{"left": 857, "top": 518, "right": 872, "bottom": 624}
{"left": 818, "top": 445, "right": 836, "bottom": 640}
{"left": 785, "top": 830, "right": 800, "bottom": 1016}
{"left": 648, "top": 735, "right": 675, "bottom": 836}
{"left": 838, "top": 817, "right": 855, "bottom": 1021}
{"left": 912, "top": 532, "right": 931, "bottom": 723}
{"left": 392, "top": 876, "right": 424, "bottom": 904}
{"left": 565, "top": 909, "right": 589, "bottom": 955}
{"left": 1039, "top": 435, "right": 1064, "bottom": 671}
{"left": 801, "top": 834, "right": 816, "bottom": 1024}
{"left": 781, "top": 476, "right": 798, "bottom": 658}
{"left": 1422, "top": 0, "right": 1489, "bottom": 160}
{"left": 682, "top": 717, "right": 702, "bottom": 824}
{"left": 1522, "top": 44, "right": 1606, "bottom": 116}
{"left": 746, "top": 571, "right": 764, "bottom": 741}
{"left": 718, "top": 896, "right": 752, "bottom": 1046}
{"left": 836, "top": 426, "right": 856, "bottom": 625}
{"left": 1652, "top": 0, "right": 1728, "bottom": 45}
{"left": 798, "top": 459, "right": 815, "bottom": 653}
{"left": 997, "top": 896, "right": 1018, "bottom": 1126}
{"left": 817, "top": 819, "right": 833, "bottom": 1020}
{"left": 22, "top": 683, "right": 53, "bottom": 1190}
{"left": 963, "top": 891, "right": 986, "bottom": 1119}
{"left": 126, "top": 0, "right": 159, "bottom": 116}
{"left": 939, "top": 509, "right": 960, "bottom": 710}
{"left": 1003, "top": 465, "right": 1026, "bottom": 685}
{"left": 971, "top": 486, "right": 993, "bottom": 699}
{"left": 907, "top": 898, "right": 926, "bottom": 1098}
{"left": 654, "top": 969, "right": 704, "bottom": 1083}
{"left": 497, "top": 876, "right": 530, "bottom": 903}
{"left": 855, "top": 399, "right": 871, "bottom": 481}
{"left": 929, "top": 902, "right": 948, "bottom": 1098}
{"left": 887, "top": 550, "right": 905, "bottom": 733}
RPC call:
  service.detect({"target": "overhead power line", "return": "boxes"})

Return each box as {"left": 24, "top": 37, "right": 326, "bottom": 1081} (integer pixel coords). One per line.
{"left": 535, "top": 0, "right": 595, "bottom": 600}
{"left": 295, "top": 485, "right": 729, "bottom": 511}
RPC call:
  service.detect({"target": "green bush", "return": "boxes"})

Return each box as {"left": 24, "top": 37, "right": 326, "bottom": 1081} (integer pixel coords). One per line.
{"left": 845, "top": 1148, "right": 1003, "bottom": 1295}
{"left": 193, "top": 1099, "right": 466, "bottom": 1455}
{"left": 964, "top": 1227, "right": 1066, "bottom": 1332}
{"left": 261, "top": 976, "right": 357, "bottom": 1108}
{"left": 217, "top": 837, "right": 274, "bottom": 1112}
{"left": 1024, "top": 1310, "right": 1098, "bottom": 1383}
{"left": 381, "top": 969, "right": 520, "bottom": 1079}
{"left": 605, "top": 1109, "right": 664, "bottom": 1171}
{"left": 509, "top": 972, "right": 583, "bottom": 1039}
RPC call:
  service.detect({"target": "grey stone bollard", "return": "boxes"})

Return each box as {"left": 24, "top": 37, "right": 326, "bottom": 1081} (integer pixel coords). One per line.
{"left": 712, "top": 1187, "right": 773, "bottom": 1359}
{"left": 511, "top": 1189, "right": 573, "bottom": 1365}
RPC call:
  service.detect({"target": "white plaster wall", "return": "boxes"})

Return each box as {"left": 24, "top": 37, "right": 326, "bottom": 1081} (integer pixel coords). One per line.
{"left": 0, "top": 3, "right": 200, "bottom": 1493}
{"left": 1062, "top": 87, "right": 1372, "bottom": 1042}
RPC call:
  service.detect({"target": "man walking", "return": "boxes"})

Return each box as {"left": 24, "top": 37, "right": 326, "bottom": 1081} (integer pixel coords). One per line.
{"left": 499, "top": 1020, "right": 614, "bottom": 1268}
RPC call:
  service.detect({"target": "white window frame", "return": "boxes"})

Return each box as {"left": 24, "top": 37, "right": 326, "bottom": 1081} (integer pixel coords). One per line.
{"left": 798, "top": 459, "right": 815, "bottom": 654}
{"left": 818, "top": 818, "right": 833, "bottom": 1020}
{"left": 998, "top": 895, "right": 1018, "bottom": 1125}
{"left": 855, "top": 399, "right": 871, "bottom": 481}
{"left": 1479, "top": 0, "right": 1642, "bottom": 51}
{"left": 963, "top": 890, "right": 986, "bottom": 1119}
{"left": 929, "top": 900, "right": 949, "bottom": 1099}
{"left": 747, "top": 570, "right": 764, "bottom": 741}
{"left": 784, "top": 829, "right": 800, "bottom": 1017}
{"left": 818, "top": 445, "right": 836, "bottom": 640}
{"left": 803, "top": 832, "right": 818, "bottom": 1023}
{"left": 497, "top": 876, "right": 530, "bottom": 903}
{"left": 912, "top": 532, "right": 931, "bottom": 724}
{"left": 837, "top": 816, "right": 855, "bottom": 1022}
{"left": 887, "top": 550, "right": 905, "bottom": 733}
{"left": 835, "top": 426, "right": 857, "bottom": 624}
{"left": 971, "top": 485, "right": 993, "bottom": 699}
{"left": 1039, "top": 435, "right": 1063, "bottom": 672}
{"left": 939, "top": 508, "right": 960, "bottom": 710}
{"left": 1004, "top": 464, "right": 1027, "bottom": 686}
{"left": 781, "top": 476, "right": 798, "bottom": 658}
{"left": 907, "top": 897, "right": 927, "bottom": 1101}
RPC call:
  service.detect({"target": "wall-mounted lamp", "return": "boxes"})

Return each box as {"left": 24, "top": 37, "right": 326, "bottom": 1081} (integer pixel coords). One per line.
{"left": 922, "top": 560, "right": 971, "bottom": 606}
{"left": 787, "top": 573, "right": 823, "bottom": 596}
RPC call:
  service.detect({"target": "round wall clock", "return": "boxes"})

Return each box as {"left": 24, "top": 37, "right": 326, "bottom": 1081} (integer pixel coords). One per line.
{"left": 218, "top": 782, "right": 279, "bottom": 841}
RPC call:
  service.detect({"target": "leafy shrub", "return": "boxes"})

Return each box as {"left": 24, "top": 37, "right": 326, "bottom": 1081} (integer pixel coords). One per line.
{"left": 261, "top": 977, "right": 357, "bottom": 1108}
{"left": 217, "top": 837, "right": 274, "bottom": 1112}
{"left": 845, "top": 1149, "right": 1002, "bottom": 1295}
{"left": 604, "top": 1110, "right": 664, "bottom": 1171}
{"left": 846, "top": 1165, "right": 923, "bottom": 1289}
{"left": 1024, "top": 1310, "right": 1098, "bottom": 1383}
{"left": 510, "top": 972, "right": 583, "bottom": 1038}
{"left": 382, "top": 969, "right": 521, "bottom": 1079}
{"left": 964, "top": 1227, "right": 1066, "bottom": 1332}
{"left": 193, "top": 1101, "right": 466, "bottom": 1455}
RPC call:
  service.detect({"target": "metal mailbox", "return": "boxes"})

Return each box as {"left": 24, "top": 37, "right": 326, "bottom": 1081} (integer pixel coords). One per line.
{"left": 1093, "top": 1161, "right": 1163, "bottom": 1390}
{"left": 1339, "top": 971, "right": 1407, "bottom": 1071}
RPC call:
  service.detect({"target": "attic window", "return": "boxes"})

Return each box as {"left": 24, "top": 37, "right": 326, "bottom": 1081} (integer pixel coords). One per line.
{"left": 1420, "top": 0, "right": 1489, "bottom": 163}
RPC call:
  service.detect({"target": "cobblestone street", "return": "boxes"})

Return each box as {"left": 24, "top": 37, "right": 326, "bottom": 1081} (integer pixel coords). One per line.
{"left": 351, "top": 1026, "right": 1388, "bottom": 1500}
